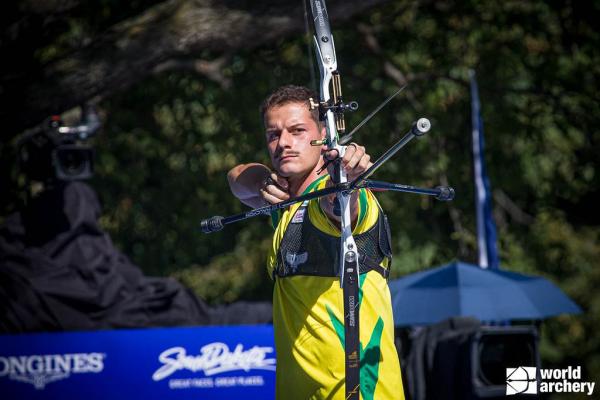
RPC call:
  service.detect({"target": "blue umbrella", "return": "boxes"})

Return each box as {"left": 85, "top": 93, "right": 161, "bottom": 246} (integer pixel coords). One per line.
{"left": 389, "top": 261, "right": 581, "bottom": 326}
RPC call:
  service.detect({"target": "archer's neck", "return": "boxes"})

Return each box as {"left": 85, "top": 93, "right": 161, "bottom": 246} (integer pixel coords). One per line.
{"left": 287, "top": 160, "right": 327, "bottom": 197}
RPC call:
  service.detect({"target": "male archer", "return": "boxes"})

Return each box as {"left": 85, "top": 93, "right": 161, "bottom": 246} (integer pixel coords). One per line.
{"left": 228, "top": 85, "right": 404, "bottom": 399}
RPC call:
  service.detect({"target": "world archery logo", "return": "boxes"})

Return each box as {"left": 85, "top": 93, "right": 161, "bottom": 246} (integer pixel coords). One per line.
{"left": 506, "top": 367, "right": 537, "bottom": 395}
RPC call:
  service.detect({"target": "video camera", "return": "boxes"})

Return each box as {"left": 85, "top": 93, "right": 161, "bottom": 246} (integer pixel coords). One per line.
{"left": 18, "top": 105, "right": 101, "bottom": 181}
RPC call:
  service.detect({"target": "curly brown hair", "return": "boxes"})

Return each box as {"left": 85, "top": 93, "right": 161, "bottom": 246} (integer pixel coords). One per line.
{"left": 260, "top": 85, "right": 320, "bottom": 126}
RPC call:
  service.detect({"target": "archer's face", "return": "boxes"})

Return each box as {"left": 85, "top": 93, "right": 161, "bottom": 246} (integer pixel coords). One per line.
{"left": 264, "top": 102, "right": 325, "bottom": 179}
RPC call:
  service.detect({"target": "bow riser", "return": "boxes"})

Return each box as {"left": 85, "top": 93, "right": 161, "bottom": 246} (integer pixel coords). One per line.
{"left": 309, "top": 1, "right": 361, "bottom": 397}
{"left": 309, "top": 1, "right": 356, "bottom": 288}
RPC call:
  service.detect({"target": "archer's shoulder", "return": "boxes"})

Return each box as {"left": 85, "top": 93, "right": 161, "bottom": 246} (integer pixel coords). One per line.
{"left": 354, "top": 188, "right": 381, "bottom": 231}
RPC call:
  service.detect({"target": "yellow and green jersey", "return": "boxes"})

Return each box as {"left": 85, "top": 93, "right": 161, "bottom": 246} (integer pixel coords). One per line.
{"left": 267, "top": 175, "right": 405, "bottom": 400}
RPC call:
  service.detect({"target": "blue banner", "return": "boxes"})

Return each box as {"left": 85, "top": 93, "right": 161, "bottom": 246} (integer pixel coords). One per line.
{"left": 0, "top": 325, "right": 276, "bottom": 400}
{"left": 469, "top": 69, "right": 500, "bottom": 269}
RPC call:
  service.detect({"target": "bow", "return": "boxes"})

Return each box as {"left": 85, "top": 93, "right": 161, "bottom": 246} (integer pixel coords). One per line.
{"left": 305, "top": 1, "right": 362, "bottom": 397}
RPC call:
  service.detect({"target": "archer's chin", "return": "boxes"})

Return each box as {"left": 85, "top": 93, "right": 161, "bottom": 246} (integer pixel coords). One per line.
{"left": 275, "top": 163, "right": 297, "bottom": 177}
{"left": 280, "top": 169, "right": 312, "bottom": 181}
{"left": 275, "top": 168, "right": 293, "bottom": 178}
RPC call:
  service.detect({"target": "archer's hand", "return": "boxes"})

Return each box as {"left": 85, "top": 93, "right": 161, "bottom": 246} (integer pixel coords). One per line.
{"left": 325, "top": 142, "right": 373, "bottom": 182}
{"left": 321, "top": 143, "right": 372, "bottom": 224}
{"left": 260, "top": 172, "right": 290, "bottom": 205}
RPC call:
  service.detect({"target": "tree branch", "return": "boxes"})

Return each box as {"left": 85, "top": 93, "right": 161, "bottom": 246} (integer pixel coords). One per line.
{"left": 3, "top": 0, "right": 392, "bottom": 138}
{"left": 493, "top": 189, "right": 535, "bottom": 225}
{"left": 153, "top": 55, "right": 233, "bottom": 89}
{"left": 357, "top": 22, "right": 422, "bottom": 111}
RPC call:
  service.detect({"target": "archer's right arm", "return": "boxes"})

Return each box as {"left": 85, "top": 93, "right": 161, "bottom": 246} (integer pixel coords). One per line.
{"left": 227, "top": 163, "right": 290, "bottom": 208}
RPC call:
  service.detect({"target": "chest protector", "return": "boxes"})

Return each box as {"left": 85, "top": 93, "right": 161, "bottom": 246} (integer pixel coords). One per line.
{"left": 274, "top": 201, "right": 393, "bottom": 279}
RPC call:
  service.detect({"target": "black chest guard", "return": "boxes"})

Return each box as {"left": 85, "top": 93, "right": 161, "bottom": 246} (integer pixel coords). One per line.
{"left": 274, "top": 200, "right": 392, "bottom": 279}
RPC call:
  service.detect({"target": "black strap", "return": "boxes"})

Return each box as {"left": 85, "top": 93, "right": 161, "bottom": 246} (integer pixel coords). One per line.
{"left": 274, "top": 204, "right": 391, "bottom": 280}
{"left": 359, "top": 254, "right": 390, "bottom": 280}
{"left": 343, "top": 255, "right": 360, "bottom": 399}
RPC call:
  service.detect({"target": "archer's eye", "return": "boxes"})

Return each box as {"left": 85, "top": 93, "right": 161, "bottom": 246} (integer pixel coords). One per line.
{"left": 266, "top": 131, "right": 279, "bottom": 142}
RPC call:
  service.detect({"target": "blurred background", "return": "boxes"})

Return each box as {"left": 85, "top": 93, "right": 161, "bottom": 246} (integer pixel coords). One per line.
{"left": 1, "top": 0, "right": 598, "bottom": 396}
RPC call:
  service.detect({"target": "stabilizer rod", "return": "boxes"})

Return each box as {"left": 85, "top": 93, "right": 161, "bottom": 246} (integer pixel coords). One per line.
{"left": 200, "top": 181, "right": 453, "bottom": 233}
{"left": 349, "top": 118, "right": 430, "bottom": 189}
{"left": 361, "top": 181, "right": 455, "bottom": 201}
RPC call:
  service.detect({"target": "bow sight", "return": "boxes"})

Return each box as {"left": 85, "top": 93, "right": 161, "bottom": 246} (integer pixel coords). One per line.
{"left": 308, "top": 71, "right": 358, "bottom": 138}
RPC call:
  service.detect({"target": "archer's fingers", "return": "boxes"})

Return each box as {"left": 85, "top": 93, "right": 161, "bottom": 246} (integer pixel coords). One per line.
{"left": 261, "top": 173, "right": 290, "bottom": 204}
{"left": 347, "top": 159, "right": 372, "bottom": 181}
{"left": 343, "top": 143, "right": 366, "bottom": 170}
{"left": 265, "top": 184, "right": 290, "bottom": 200}
{"left": 271, "top": 172, "right": 289, "bottom": 190}
{"left": 346, "top": 151, "right": 371, "bottom": 175}
{"left": 357, "top": 156, "right": 372, "bottom": 172}
{"left": 260, "top": 188, "right": 290, "bottom": 204}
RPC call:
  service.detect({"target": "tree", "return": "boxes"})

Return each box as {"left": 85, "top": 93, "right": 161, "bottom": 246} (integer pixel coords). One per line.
{"left": 1, "top": 0, "right": 390, "bottom": 138}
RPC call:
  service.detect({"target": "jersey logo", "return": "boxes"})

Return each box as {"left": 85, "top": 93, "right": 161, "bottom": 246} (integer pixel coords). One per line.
{"left": 291, "top": 208, "right": 306, "bottom": 224}
{"left": 285, "top": 251, "right": 308, "bottom": 273}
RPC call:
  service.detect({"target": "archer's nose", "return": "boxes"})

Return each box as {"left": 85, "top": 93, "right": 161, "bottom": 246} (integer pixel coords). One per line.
{"left": 277, "top": 129, "right": 293, "bottom": 149}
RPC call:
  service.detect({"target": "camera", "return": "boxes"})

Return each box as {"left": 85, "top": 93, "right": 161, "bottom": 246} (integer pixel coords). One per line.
{"left": 18, "top": 106, "right": 101, "bottom": 181}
